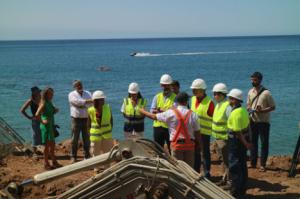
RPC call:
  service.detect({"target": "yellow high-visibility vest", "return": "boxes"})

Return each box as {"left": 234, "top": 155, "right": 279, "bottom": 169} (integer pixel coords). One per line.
{"left": 227, "top": 106, "right": 249, "bottom": 133}
{"left": 212, "top": 100, "right": 230, "bottom": 140}
{"left": 191, "top": 96, "right": 213, "bottom": 135}
{"left": 153, "top": 92, "right": 176, "bottom": 128}
{"left": 88, "top": 104, "right": 112, "bottom": 142}
{"left": 124, "top": 98, "right": 147, "bottom": 118}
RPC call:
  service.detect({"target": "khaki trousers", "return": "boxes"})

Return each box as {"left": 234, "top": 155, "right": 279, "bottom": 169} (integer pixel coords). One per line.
{"left": 215, "top": 139, "right": 229, "bottom": 181}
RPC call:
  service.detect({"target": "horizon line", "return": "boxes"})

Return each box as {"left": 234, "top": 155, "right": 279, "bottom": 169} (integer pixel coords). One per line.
{"left": 0, "top": 34, "right": 299, "bottom": 42}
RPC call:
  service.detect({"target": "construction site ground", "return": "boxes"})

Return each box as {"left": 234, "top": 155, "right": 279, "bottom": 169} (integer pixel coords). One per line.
{"left": 0, "top": 140, "right": 300, "bottom": 199}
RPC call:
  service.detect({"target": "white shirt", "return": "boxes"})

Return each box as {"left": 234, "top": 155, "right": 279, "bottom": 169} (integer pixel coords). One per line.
{"left": 156, "top": 105, "right": 200, "bottom": 141}
{"left": 68, "top": 90, "right": 92, "bottom": 118}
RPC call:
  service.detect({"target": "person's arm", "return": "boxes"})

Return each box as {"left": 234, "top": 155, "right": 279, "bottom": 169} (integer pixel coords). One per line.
{"left": 110, "top": 108, "right": 113, "bottom": 128}
{"left": 256, "top": 92, "right": 276, "bottom": 113}
{"left": 236, "top": 132, "right": 253, "bottom": 150}
{"left": 150, "top": 95, "right": 160, "bottom": 113}
{"left": 87, "top": 114, "right": 91, "bottom": 133}
{"left": 139, "top": 108, "right": 157, "bottom": 120}
{"left": 20, "top": 99, "right": 33, "bottom": 120}
{"left": 68, "top": 92, "right": 89, "bottom": 108}
{"left": 35, "top": 103, "right": 47, "bottom": 124}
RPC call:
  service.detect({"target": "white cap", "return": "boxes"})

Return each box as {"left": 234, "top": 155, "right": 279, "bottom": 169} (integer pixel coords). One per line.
{"left": 128, "top": 82, "right": 139, "bottom": 94}
{"left": 92, "top": 90, "right": 106, "bottom": 100}
{"left": 190, "top": 79, "right": 207, "bottom": 89}
{"left": 160, "top": 74, "right": 173, "bottom": 85}
{"left": 227, "top": 89, "right": 243, "bottom": 101}
{"left": 212, "top": 83, "right": 228, "bottom": 94}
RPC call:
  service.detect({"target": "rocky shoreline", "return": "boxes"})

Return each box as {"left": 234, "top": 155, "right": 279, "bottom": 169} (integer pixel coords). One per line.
{"left": 0, "top": 140, "right": 299, "bottom": 199}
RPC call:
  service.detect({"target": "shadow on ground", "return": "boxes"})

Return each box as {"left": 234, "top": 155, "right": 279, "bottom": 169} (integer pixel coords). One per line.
{"left": 246, "top": 193, "right": 300, "bottom": 199}
{"left": 248, "top": 177, "right": 288, "bottom": 192}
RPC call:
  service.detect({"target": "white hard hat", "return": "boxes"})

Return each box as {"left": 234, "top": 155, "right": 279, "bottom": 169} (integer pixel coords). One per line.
{"left": 92, "top": 90, "right": 106, "bottom": 100}
{"left": 128, "top": 82, "right": 139, "bottom": 94}
{"left": 190, "top": 79, "right": 207, "bottom": 89}
{"left": 212, "top": 83, "right": 228, "bottom": 94}
{"left": 227, "top": 89, "right": 243, "bottom": 102}
{"left": 160, "top": 74, "right": 173, "bottom": 85}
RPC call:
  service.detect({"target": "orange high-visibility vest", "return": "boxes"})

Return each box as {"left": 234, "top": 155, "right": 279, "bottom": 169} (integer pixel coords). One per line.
{"left": 171, "top": 108, "right": 195, "bottom": 151}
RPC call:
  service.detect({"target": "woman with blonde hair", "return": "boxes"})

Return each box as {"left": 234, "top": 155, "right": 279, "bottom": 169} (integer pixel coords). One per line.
{"left": 36, "top": 87, "right": 61, "bottom": 170}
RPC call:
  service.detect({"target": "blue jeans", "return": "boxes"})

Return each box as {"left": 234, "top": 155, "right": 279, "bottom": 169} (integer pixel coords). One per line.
{"left": 194, "top": 134, "right": 211, "bottom": 177}
{"left": 71, "top": 117, "right": 90, "bottom": 159}
{"left": 228, "top": 133, "right": 248, "bottom": 198}
{"left": 250, "top": 122, "right": 270, "bottom": 167}
{"left": 32, "top": 120, "right": 42, "bottom": 147}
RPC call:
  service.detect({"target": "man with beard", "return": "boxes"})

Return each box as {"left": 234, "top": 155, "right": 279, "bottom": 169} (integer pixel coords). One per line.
{"left": 150, "top": 74, "right": 176, "bottom": 152}
{"left": 247, "top": 72, "right": 275, "bottom": 171}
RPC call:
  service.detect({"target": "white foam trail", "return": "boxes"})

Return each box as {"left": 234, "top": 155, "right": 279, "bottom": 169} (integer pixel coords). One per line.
{"left": 133, "top": 49, "right": 300, "bottom": 57}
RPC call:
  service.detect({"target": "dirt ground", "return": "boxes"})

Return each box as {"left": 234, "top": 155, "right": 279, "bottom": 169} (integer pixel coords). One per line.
{"left": 0, "top": 140, "right": 299, "bottom": 199}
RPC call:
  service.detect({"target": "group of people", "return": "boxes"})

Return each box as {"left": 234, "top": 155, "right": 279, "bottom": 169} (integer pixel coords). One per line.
{"left": 21, "top": 71, "right": 275, "bottom": 198}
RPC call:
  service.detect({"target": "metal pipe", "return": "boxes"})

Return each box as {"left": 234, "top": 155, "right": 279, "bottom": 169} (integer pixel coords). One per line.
{"left": 33, "top": 152, "right": 114, "bottom": 185}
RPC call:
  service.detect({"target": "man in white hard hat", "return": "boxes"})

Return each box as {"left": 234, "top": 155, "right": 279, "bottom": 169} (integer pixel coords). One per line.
{"left": 121, "top": 82, "right": 147, "bottom": 139}
{"left": 247, "top": 72, "right": 275, "bottom": 172}
{"left": 150, "top": 74, "right": 176, "bottom": 152}
{"left": 212, "top": 83, "right": 232, "bottom": 186}
{"left": 190, "top": 78, "right": 214, "bottom": 178}
{"left": 68, "top": 80, "right": 93, "bottom": 163}
{"left": 140, "top": 92, "right": 201, "bottom": 167}
{"left": 227, "top": 89, "right": 252, "bottom": 198}
{"left": 88, "top": 90, "right": 113, "bottom": 171}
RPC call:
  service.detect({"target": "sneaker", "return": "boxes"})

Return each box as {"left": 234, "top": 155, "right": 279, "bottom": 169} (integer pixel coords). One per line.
{"left": 32, "top": 153, "right": 39, "bottom": 161}
{"left": 70, "top": 157, "right": 77, "bottom": 164}
{"left": 221, "top": 183, "right": 232, "bottom": 191}
{"left": 247, "top": 163, "right": 256, "bottom": 168}
{"left": 259, "top": 166, "right": 266, "bottom": 172}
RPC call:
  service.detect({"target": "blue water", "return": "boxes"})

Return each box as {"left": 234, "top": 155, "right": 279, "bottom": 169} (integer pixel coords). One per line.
{"left": 0, "top": 36, "right": 300, "bottom": 155}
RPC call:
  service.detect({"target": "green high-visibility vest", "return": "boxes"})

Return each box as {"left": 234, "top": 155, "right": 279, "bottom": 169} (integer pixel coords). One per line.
{"left": 88, "top": 104, "right": 112, "bottom": 142}
{"left": 191, "top": 95, "right": 213, "bottom": 135}
{"left": 212, "top": 100, "right": 230, "bottom": 140}
{"left": 227, "top": 106, "right": 249, "bottom": 133}
{"left": 153, "top": 92, "right": 176, "bottom": 128}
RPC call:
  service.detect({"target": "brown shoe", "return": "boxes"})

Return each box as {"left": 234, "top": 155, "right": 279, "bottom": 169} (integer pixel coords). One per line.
{"left": 52, "top": 161, "right": 62, "bottom": 169}
{"left": 44, "top": 164, "right": 54, "bottom": 170}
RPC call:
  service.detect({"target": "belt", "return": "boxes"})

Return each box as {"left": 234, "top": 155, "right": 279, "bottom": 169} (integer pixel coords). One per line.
{"left": 173, "top": 139, "right": 195, "bottom": 144}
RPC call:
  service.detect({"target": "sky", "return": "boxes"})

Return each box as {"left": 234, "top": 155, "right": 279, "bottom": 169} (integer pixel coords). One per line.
{"left": 0, "top": 0, "right": 299, "bottom": 40}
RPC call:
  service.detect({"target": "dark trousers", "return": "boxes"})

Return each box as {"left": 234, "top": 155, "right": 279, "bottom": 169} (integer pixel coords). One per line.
{"left": 71, "top": 117, "right": 90, "bottom": 159}
{"left": 228, "top": 135, "right": 248, "bottom": 198}
{"left": 250, "top": 122, "right": 270, "bottom": 167}
{"left": 153, "top": 127, "right": 170, "bottom": 153}
{"left": 194, "top": 134, "right": 211, "bottom": 177}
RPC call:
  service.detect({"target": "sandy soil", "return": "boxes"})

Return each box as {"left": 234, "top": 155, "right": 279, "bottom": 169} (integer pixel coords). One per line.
{"left": 0, "top": 140, "right": 299, "bottom": 199}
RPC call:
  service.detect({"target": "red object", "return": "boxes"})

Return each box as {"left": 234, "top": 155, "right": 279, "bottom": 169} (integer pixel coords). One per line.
{"left": 195, "top": 96, "right": 215, "bottom": 117}
{"left": 171, "top": 108, "right": 195, "bottom": 151}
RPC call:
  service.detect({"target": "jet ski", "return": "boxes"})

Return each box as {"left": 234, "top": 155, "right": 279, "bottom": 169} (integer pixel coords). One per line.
{"left": 130, "top": 52, "right": 137, "bottom": 56}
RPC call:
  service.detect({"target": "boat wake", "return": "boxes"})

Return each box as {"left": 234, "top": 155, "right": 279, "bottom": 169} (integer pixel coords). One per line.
{"left": 132, "top": 49, "right": 300, "bottom": 57}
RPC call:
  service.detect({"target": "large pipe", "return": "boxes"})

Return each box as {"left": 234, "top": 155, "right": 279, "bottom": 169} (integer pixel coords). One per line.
{"left": 33, "top": 151, "right": 118, "bottom": 185}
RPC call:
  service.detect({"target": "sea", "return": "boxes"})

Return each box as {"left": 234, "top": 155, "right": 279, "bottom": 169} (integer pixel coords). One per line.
{"left": 0, "top": 35, "right": 300, "bottom": 155}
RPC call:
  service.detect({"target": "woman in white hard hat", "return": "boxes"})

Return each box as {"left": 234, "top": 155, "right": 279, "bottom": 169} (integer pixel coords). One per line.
{"left": 121, "top": 82, "right": 147, "bottom": 139}
{"left": 88, "top": 90, "right": 113, "bottom": 171}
